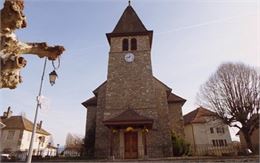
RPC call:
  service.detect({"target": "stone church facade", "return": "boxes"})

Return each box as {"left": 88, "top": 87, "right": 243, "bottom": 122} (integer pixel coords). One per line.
{"left": 82, "top": 4, "right": 186, "bottom": 159}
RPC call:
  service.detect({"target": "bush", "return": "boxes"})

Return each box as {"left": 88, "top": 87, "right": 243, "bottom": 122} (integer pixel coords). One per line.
{"left": 171, "top": 132, "right": 191, "bottom": 156}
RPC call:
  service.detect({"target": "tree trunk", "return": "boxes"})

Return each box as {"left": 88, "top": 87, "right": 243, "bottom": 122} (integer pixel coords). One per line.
{"left": 242, "top": 130, "right": 255, "bottom": 154}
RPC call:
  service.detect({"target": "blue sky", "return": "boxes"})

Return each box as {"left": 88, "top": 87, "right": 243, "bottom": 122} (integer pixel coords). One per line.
{"left": 1, "top": 0, "right": 259, "bottom": 145}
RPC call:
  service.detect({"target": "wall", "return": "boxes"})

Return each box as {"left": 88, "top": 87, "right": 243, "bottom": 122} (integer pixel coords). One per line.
{"left": 205, "top": 118, "right": 232, "bottom": 145}
{"left": 168, "top": 102, "right": 185, "bottom": 138}
{"left": 184, "top": 124, "right": 195, "bottom": 147}
{"left": 184, "top": 117, "right": 233, "bottom": 156}
{"left": 0, "top": 129, "right": 21, "bottom": 152}
{"left": 20, "top": 130, "right": 50, "bottom": 154}
{"left": 84, "top": 105, "right": 97, "bottom": 156}
{"left": 93, "top": 34, "right": 174, "bottom": 158}
{"left": 105, "top": 35, "right": 155, "bottom": 111}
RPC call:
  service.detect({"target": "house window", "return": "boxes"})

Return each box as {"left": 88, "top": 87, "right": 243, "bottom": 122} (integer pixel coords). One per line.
{"left": 224, "top": 139, "right": 227, "bottom": 146}
{"left": 210, "top": 127, "right": 214, "bottom": 133}
{"left": 219, "top": 139, "right": 224, "bottom": 146}
{"left": 7, "top": 131, "right": 15, "bottom": 140}
{"left": 212, "top": 140, "right": 216, "bottom": 146}
{"left": 131, "top": 38, "right": 137, "bottom": 50}
{"left": 122, "top": 39, "right": 129, "bottom": 51}
{"left": 216, "top": 127, "right": 225, "bottom": 133}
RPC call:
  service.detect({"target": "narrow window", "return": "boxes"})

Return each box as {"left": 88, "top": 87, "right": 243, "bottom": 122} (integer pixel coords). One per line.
{"left": 131, "top": 38, "right": 137, "bottom": 50}
{"left": 216, "top": 140, "right": 219, "bottom": 147}
{"left": 222, "top": 127, "right": 225, "bottom": 133}
{"left": 219, "top": 140, "right": 223, "bottom": 146}
{"left": 212, "top": 140, "right": 216, "bottom": 146}
{"left": 210, "top": 127, "right": 214, "bottom": 134}
{"left": 122, "top": 39, "right": 129, "bottom": 51}
{"left": 224, "top": 139, "right": 227, "bottom": 146}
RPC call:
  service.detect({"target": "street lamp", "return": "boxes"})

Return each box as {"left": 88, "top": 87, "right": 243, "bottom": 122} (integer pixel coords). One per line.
{"left": 49, "top": 70, "right": 58, "bottom": 86}
{"left": 26, "top": 57, "right": 59, "bottom": 163}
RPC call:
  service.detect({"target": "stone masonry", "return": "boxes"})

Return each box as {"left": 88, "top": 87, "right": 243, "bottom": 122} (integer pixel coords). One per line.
{"left": 82, "top": 4, "right": 186, "bottom": 159}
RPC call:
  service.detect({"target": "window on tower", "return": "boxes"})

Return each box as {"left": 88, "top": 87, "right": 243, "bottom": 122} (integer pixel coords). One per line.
{"left": 131, "top": 38, "right": 137, "bottom": 50}
{"left": 122, "top": 39, "right": 129, "bottom": 51}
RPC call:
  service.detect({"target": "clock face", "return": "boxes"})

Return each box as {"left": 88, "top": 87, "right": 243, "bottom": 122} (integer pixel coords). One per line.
{"left": 124, "top": 53, "right": 135, "bottom": 62}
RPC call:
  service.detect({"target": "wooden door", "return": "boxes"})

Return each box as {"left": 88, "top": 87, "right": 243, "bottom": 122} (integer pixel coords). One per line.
{"left": 124, "top": 131, "right": 138, "bottom": 159}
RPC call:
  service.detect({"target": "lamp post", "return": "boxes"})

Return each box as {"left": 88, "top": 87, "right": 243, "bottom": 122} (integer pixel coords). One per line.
{"left": 56, "top": 144, "right": 60, "bottom": 157}
{"left": 26, "top": 57, "right": 58, "bottom": 163}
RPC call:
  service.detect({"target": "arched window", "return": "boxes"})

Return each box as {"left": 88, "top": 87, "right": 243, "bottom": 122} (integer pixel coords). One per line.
{"left": 131, "top": 38, "right": 137, "bottom": 50}
{"left": 122, "top": 39, "right": 129, "bottom": 51}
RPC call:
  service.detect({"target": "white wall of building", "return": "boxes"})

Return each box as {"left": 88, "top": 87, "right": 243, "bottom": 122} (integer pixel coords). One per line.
{"left": 0, "top": 129, "right": 51, "bottom": 156}
{"left": 20, "top": 130, "right": 50, "bottom": 153}
{"left": 184, "top": 117, "right": 232, "bottom": 146}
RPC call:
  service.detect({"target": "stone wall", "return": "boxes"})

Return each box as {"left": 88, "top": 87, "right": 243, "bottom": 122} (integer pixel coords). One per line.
{"left": 105, "top": 35, "right": 154, "bottom": 112}
{"left": 84, "top": 105, "right": 96, "bottom": 157}
{"left": 94, "top": 83, "right": 110, "bottom": 158}
{"left": 168, "top": 103, "right": 185, "bottom": 138}
{"left": 91, "top": 33, "right": 186, "bottom": 159}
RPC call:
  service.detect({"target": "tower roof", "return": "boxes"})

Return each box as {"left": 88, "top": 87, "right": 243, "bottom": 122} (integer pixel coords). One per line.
{"left": 106, "top": 4, "right": 153, "bottom": 45}
{"left": 112, "top": 5, "right": 148, "bottom": 34}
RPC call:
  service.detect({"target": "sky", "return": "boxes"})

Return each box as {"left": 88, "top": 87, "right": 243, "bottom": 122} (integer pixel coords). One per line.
{"left": 0, "top": 0, "right": 259, "bottom": 146}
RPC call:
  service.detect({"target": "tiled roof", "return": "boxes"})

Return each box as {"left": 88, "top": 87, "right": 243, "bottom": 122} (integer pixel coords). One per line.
{"left": 183, "top": 107, "right": 216, "bottom": 125}
{"left": 103, "top": 109, "right": 153, "bottom": 127}
{"left": 112, "top": 5, "right": 148, "bottom": 34}
{"left": 1, "top": 116, "right": 50, "bottom": 135}
{"left": 106, "top": 5, "right": 153, "bottom": 46}
{"left": 168, "top": 93, "right": 186, "bottom": 104}
{"left": 82, "top": 96, "right": 97, "bottom": 107}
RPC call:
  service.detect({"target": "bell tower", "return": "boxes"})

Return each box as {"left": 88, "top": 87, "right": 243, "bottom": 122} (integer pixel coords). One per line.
{"left": 105, "top": 4, "right": 155, "bottom": 112}
{"left": 82, "top": 2, "right": 184, "bottom": 159}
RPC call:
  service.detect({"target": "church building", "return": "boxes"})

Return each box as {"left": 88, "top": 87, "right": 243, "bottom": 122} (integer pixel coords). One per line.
{"left": 82, "top": 3, "right": 186, "bottom": 159}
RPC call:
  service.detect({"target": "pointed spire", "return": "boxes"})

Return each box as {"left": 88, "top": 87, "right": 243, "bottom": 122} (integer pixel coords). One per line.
{"left": 111, "top": 5, "right": 147, "bottom": 33}
{"left": 106, "top": 3, "right": 153, "bottom": 46}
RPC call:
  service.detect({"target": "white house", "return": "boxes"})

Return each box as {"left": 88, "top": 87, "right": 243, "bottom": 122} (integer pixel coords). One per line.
{"left": 0, "top": 107, "right": 56, "bottom": 160}
{"left": 183, "top": 107, "right": 233, "bottom": 156}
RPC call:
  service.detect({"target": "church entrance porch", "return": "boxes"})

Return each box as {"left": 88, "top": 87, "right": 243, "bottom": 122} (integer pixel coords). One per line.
{"left": 103, "top": 109, "right": 153, "bottom": 159}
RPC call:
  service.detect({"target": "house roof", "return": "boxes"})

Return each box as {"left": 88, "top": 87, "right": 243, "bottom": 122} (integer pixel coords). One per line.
{"left": 103, "top": 109, "right": 153, "bottom": 128}
{"left": 183, "top": 107, "right": 216, "bottom": 125}
{"left": 1, "top": 116, "right": 50, "bottom": 135}
{"left": 82, "top": 77, "right": 186, "bottom": 108}
{"left": 106, "top": 4, "right": 153, "bottom": 46}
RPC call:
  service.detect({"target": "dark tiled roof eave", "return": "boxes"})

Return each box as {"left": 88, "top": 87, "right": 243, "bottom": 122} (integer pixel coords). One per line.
{"left": 167, "top": 93, "right": 186, "bottom": 104}
{"left": 82, "top": 96, "right": 97, "bottom": 108}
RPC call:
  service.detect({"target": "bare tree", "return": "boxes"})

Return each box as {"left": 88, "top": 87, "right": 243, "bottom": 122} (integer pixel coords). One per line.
{"left": 197, "top": 62, "right": 260, "bottom": 153}
{"left": 0, "top": 0, "right": 65, "bottom": 89}
{"left": 65, "top": 133, "right": 83, "bottom": 148}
